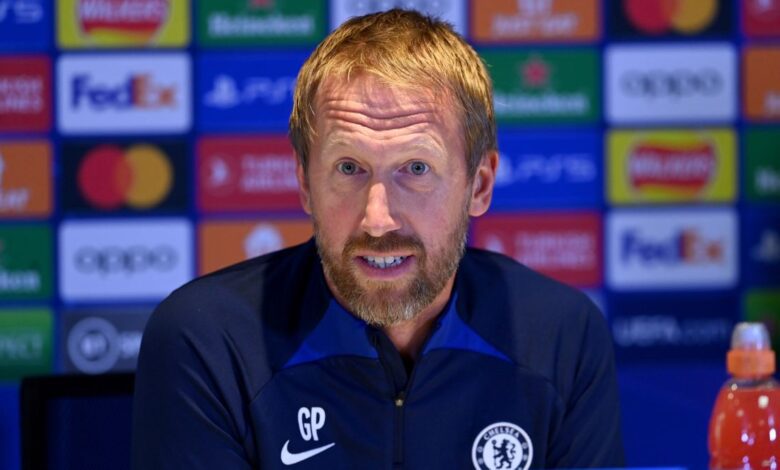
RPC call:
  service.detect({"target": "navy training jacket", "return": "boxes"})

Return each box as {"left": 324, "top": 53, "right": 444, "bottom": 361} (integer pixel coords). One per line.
{"left": 132, "top": 239, "right": 624, "bottom": 469}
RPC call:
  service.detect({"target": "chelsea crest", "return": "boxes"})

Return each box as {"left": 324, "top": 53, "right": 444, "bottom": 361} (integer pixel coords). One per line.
{"left": 471, "top": 421, "right": 533, "bottom": 470}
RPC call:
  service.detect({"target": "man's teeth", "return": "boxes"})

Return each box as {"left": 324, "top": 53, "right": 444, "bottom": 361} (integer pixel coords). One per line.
{"left": 363, "top": 255, "right": 407, "bottom": 269}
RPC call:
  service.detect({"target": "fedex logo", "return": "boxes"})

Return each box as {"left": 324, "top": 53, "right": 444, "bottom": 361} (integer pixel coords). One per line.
{"left": 621, "top": 229, "right": 724, "bottom": 265}
{"left": 57, "top": 53, "right": 190, "bottom": 135}
{"left": 607, "top": 209, "right": 737, "bottom": 290}
{"left": 71, "top": 74, "right": 175, "bottom": 110}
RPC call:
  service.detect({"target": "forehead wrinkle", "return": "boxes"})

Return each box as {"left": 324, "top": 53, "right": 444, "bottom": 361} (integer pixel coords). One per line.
{"left": 319, "top": 95, "right": 439, "bottom": 118}
{"left": 320, "top": 128, "right": 446, "bottom": 160}
{"left": 323, "top": 109, "right": 440, "bottom": 135}
{"left": 320, "top": 99, "right": 441, "bottom": 131}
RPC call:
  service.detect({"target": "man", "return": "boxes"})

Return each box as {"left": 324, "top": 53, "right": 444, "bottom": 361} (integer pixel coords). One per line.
{"left": 133, "top": 9, "right": 623, "bottom": 469}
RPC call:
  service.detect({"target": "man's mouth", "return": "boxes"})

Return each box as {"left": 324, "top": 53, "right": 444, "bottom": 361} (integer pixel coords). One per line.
{"left": 361, "top": 255, "right": 408, "bottom": 269}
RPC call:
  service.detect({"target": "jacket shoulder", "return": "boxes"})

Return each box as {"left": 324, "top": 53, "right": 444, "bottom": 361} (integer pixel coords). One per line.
{"left": 458, "top": 247, "right": 612, "bottom": 399}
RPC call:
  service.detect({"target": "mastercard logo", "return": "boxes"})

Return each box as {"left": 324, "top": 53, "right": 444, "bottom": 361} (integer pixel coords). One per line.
{"left": 77, "top": 144, "right": 172, "bottom": 211}
{"left": 624, "top": 0, "right": 718, "bottom": 35}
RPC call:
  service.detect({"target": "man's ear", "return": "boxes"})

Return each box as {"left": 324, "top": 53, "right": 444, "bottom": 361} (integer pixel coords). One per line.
{"left": 295, "top": 153, "right": 312, "bottom": 215}
{"left": 468, "top": 150, "right": 498, "bottom": 217}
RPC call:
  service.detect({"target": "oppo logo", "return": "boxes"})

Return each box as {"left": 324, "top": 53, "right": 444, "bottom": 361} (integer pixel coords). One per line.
{"left": 622, "top": 69, "right": 722, "bottom": 97}
{"left": 74, "top": 245, "right": 177, "bottom": 275}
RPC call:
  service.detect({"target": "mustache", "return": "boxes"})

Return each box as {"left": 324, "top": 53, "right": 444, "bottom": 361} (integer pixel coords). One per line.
{"left": 343, "top": 232, "right": 424, "bottom": 255}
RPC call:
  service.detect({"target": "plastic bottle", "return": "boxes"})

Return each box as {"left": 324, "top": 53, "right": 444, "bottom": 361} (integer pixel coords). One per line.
{"left": 709, "top": 322, "right": 780, "bottom": 469}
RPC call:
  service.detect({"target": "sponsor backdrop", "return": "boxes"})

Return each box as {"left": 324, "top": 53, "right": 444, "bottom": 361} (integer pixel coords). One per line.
{"left": 0, "top": 0, "right": 777, "bottom": 468}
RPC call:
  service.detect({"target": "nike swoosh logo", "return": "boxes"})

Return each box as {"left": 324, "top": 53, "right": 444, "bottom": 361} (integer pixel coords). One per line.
{"left": 280, "top": 440, "right": 335, "bottom": 465}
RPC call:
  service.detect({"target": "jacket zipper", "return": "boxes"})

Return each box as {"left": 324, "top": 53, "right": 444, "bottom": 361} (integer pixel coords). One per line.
{"left": 393, "top": 361, "right": 423, "bottom": 469}
{"left": 393, "top": 390, "right": 405, "bottom": 468}
{"left": 371, "top": 321, "right": 441, "bottom": 469}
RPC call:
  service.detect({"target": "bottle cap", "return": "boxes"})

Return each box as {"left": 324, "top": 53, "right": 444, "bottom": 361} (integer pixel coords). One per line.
{"left": 727, "top": 322, "right": 775, "bottom": 378}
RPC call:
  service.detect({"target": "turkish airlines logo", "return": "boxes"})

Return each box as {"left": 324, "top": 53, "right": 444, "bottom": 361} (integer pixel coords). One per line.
{"left": 628, "top": 141, "right": 715, "bottom": 193}
{"left": 747, "top": 0, "right": 780, "bottom": 17}
{"left": 76, "top": 0, "right": 169, "bottom": 42}
{"left": 77, "top": 144, "right": 172, "bottom": 211}
{"left": 744, "top": 0, "right": 780, "bottom": 37}
{"left": 197, "top": 136, "right": 300, "bottom": 212}
{"left": 204, "top": 153, "right": 296, "bottom": 193}
{"left": 472, "top": 213, "right": 601, "bottom": 288}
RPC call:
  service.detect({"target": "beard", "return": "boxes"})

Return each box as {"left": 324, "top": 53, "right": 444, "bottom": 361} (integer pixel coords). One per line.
{"left": 314, "top": 207, "right": 469, "bottom": 327}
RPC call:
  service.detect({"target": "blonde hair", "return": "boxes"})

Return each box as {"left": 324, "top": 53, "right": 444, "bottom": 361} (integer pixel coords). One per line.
{"left": 289, "top": 9, "right": 496, "bottom": 178}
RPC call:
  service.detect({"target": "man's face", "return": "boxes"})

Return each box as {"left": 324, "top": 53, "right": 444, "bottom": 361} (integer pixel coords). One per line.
{"left": 297, "top": 74, "right": 493, "bottom": 326}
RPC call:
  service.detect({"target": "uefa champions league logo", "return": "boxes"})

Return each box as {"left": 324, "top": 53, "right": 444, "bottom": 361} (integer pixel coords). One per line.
{"left": 471, "top": 422, "right": 533, "bottom": 470}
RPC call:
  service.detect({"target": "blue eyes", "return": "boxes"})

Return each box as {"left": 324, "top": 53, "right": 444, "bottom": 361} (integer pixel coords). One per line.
{"left": 408, "top": 161, "right": 429, "bottom": 175}
{"left": 337, "top": 161, "right": 359, "bottom": 175}
{"left": 336, "top": 161, "right": 430, "bottom": 176}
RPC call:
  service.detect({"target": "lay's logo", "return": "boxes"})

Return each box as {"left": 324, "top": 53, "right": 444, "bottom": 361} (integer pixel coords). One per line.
{"left": 58, "top": 0, "right": 189, "bottom": 48}
{"left": 608, "top": 129, "right": 735, "bottom": 204}
{"left": 629, "top": 141, "right": 715, "bottom": 192}
{"left": 78, "top": 0, "right": 168, "bottom": 38}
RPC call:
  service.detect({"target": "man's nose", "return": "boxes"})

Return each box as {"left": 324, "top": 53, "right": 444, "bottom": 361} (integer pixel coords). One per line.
{"left": 360, "top": 182, "right": 401, "bottom": 237}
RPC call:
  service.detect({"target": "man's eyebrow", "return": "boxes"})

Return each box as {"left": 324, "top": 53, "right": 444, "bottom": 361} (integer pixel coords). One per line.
{"left": 320, "top": 136, "right": 447, "bottom": 159}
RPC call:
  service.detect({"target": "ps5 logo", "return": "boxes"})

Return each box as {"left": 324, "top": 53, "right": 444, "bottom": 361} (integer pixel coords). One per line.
{"left": 203, "top": 74, "right": 295, "bottom": 109}
{"left": 0, "top": 0, "right": 43, "bottom": 24}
